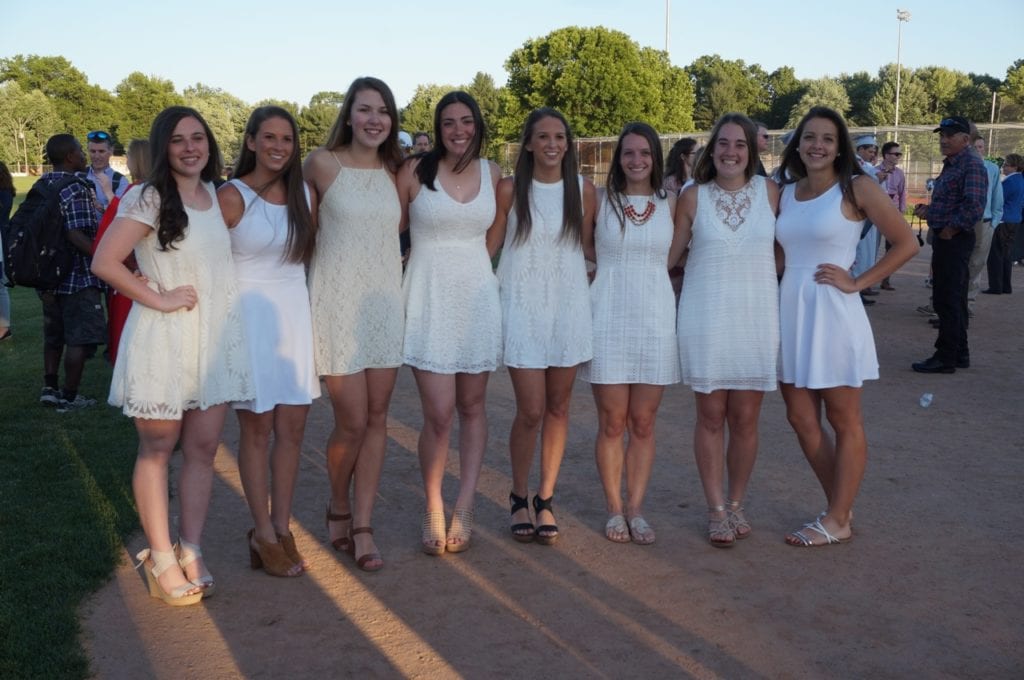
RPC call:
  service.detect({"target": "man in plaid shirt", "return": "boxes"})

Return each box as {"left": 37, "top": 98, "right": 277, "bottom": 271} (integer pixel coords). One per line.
{"left": 37, "top": 134, "right": 107, "bottom": 411}
{"left": 911, "top": 117, "right": 988, "bottom": 374}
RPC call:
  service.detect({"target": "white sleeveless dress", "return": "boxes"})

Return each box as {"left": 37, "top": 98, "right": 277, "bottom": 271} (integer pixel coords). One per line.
{"left": 109, "top": 183, "right": 253, "bottom": 419}
{"left": 496, "top": 176, "right": 592, "bottom": 368}
{"left": 228, "top": 179, "right": 319, "bottom": 412}
{"left": 677, "top": 177, "right": 779, "bottom": 393}
{"left": 402, "top": 159, "right": 501, "bottom": 374}
{"left": 776, "top": 182, "right": 879, "bottom": 388}
{"left": 308, "top": 161, "right": 404, "bottom": 375}
{"left": 581, "top": 192, "right": 679, "bottom": 385}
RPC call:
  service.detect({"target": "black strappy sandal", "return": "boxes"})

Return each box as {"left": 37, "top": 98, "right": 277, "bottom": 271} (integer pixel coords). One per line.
{"left": 509, "top": 492, "right": 535, "bottom": 543}
{"left": 532, "top": 494, "right": 559, "bottom": 546}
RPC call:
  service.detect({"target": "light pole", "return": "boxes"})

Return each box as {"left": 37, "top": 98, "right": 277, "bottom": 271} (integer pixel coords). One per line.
{"left": 665, "top": 0, "right": 671, "bottom": 55}
{"left": 19, "top": 132, "right": 27, "bottom": 174}
{"left": 894, "top": 9, "right": 911, "bottom": 141}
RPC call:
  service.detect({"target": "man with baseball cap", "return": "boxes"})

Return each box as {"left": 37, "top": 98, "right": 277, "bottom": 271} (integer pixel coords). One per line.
{"left": 911, "top": 116, "right": 988, "bottom": 373}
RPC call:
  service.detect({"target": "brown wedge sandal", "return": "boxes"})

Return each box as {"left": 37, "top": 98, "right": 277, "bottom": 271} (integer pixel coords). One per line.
{"left": 248, "top": 529, "right": 302, "bottom": 577}
{"left": 351, "top": 527, "right": 383, "bottom": 572}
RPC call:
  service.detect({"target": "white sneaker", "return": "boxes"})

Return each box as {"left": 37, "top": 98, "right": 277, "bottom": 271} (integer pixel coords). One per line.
{"left": 40, "top": 387, "right": 61, "bottom": 406}
{"left": 56, "top": 395, "right": 97, "bottom": 412}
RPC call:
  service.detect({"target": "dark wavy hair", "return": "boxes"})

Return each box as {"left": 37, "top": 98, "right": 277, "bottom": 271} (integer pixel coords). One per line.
{"left": 233, "top": 106, "right": 315, "bottom": 264}
{"left": 415, "top": 91, "right": 486, "bottom": 191}
{"left": 691, "top": 113, "right": 759, "bottom": 184}
{"left": 779, "top": 106, "right": 864, "bottom": 207}
{"left": 0, "top": 161, "right": 15, "bottom": 196}
{"left": 144, "top": 106, "right": 223, "bottom": 250}
{"left": 665, "top": 137, "right": 698, "bottom": 187}
{"left": 605, "top": 122, "right": 666, "bottom": 231}
{"left": 324, "top": 76, "right": 402, "bottom": 174}
{"left": 510, "top": 107, "right": 582, "bottom": 247}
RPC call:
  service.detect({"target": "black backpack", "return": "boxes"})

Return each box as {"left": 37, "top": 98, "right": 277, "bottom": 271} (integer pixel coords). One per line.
{"left": 2, "top": 175, "right": 88, "bottom": 290}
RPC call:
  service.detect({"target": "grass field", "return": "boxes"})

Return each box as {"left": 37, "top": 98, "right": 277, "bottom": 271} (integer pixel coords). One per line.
{"left": 0, "top": 286, "right": 139, "bottom": 679}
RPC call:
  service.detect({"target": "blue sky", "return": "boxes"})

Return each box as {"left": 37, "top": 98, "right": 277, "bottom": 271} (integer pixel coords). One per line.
{"left": 2, "top": 0, "right": 1020, "bottom": 109}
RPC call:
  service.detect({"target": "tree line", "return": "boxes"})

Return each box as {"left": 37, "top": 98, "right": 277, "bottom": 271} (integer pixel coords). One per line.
{"left": 3, "top": 26, "right": 1023, "bottom": 167}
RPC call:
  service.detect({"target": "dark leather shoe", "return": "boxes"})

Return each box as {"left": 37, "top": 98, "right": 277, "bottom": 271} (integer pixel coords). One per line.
{"left": 912, "top": 357, "right": 956, "bottom": 374}
{"left": 928, "top": 318, "right": 940, "bottom": 327}
{"left": 981, "top": 289, "right": 1000, "bottom": 295}
{"left": 861, "top": 296, "right": 876, "bottom": 306}
{"left": 956, "top": 356, "right": 970, "bottom": 369}
{"left": 862, "top": 288, "right": 880, "bottom": 296}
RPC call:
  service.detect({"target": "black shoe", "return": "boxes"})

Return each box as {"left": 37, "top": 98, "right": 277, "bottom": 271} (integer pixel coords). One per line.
{"left": 928, "top": 318, "right": 940, "bottom": 327}
{"left": 981, "top": 289, "right": 1000, "bottom": 295}
{"left": 862, "top": 288, "right": 880, "bottom": 296}
{"left": 956, "top": 356, "right": 970, "bottom": 369}
{"left": 509, "top": 492, "right": 535, "bottom": 543}
{"left": 912, "top": 357, "right": 956, "bottom": 374}
{"left": 861, "top": 296, "right": 876, "bottom": 306}
{"left": 532, "top": 494, "right": 559, "bottom": 546}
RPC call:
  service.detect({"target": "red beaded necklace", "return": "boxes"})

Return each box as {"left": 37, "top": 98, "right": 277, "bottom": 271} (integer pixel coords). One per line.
{"left": 624, "top": 198, "right": 656, "bottom": 226}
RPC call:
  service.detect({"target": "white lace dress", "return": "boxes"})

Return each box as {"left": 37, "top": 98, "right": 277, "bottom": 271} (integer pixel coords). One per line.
{"left": 308, "top": 162, "right": 404, "bottom": 375}
{"left": 496, "top": 176, "right": 592, "bottom": 368}
{"left": 677, "top": 177, "right": 779, "bottom": 393}
{"left": 228, "top": 180, "right": 320, "bottom": 412}
{"left": 402, "top": 159, "right": 501, "bottom": 374}
{"left": 109, "top": 183, "right": 253, "bottom": 419}
{"left": 581, "top": 192, "right": 679, "bottom": 385}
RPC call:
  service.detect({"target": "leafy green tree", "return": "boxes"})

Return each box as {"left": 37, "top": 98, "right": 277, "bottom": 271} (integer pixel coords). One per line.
{"left": 686, "top": 54, "right": 765, "bottom": 129}
{"left": 838, "top": 72, "right": 879, "bottom": 126}
{"left": 786, "top": 78, "right": 851, "bottom": 127}
{"left": 0, "top": 81, "right": 61, "bottom": 167}
{"left": 401, "top": 83, "right": 455, "bottom": 138}
{"left": 114, "top": 72, "right": 183, "bottom": 142}
{"left": 0, "top": 54, "right": 116, "bottom": 142}
{"left": 309, "top": 91, "right": 345, "bottom": 108}
{"left": 183, "top": 83, "right": 249, "bottom": 165}
{"left": 297, "top": 102, "right": 338, "bottom": 154}
{"left": 998, "top": 59, "right": 1024, "bottom": 121}
{"left": 765, "top": 67, "right": 805, "bottom": 129}
{"left": 866, "top": 65, "right": 929, "bottom": 126}
{"left": 254, "top": 99, "right": 300, "bottom": 118}
{"left": 915, "top": 66, "right": 970, "bottom": 118}
{"left": 503, "top": 26, "right": 693, "bottom": 138}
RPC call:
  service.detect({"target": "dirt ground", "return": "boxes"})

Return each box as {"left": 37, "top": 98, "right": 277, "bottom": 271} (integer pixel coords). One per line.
{"left": 81, "top": 248, "right": 1024, "bottom": 679}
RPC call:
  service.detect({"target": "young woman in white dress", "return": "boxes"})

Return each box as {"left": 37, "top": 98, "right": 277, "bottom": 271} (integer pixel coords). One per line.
{"left": 397, "top": 91, "right": 502, "bottom": 555}
{"left": 673, "top": 113, "right": 780, "bottom": 547}
{"left": 304, "top": 77, "right": 405, "bottom": 572}
{"left": 775, "top": 107, "right": 918, "bottom": 547}
{"left": 582, "top": 122, "right": 682, "bottom": 546}
{"left": 486, "top": 108, "right": 596, "bottom": 545}
{"left": 218, "top": 106, "right": 318, "bottom": 577}
{"left": 93, "top": 107, "right": 252, "bottom": 605}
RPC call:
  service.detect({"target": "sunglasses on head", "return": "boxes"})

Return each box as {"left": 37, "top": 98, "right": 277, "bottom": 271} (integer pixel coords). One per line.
{"left": 87, "top": 131, "right": 111, "bottom": 141}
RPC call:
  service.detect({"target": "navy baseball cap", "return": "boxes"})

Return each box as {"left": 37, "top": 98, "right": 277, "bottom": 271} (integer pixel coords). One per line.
{"left": 933, "top": 116, "right": 971, "bottom": 134}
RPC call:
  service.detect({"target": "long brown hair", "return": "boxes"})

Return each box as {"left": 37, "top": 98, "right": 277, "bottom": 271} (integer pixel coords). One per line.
{"left": 324, "top": 77, "right": 402, "bottom": 174}
{"left": 779, "top": 106, "right": 864, "bottom": 208}
{"left": 0, "top": 161, "right": 15, "bottom": 196}
{"left": 510, "top": 108, "right": 582, "bottom": 247}
{"left": 234, "top": 106, "right": 315, "bottom": 264}
{"left": 605, "top": 122, "right": 666, "bottom": 231}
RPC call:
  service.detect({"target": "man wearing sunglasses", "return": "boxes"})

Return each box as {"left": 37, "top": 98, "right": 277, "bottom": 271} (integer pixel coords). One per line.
{"left": 875, "top": 141, "right": 907, "bottom": 290}
{"left": 82, "top": 130, "right": 128, "bottom": 217}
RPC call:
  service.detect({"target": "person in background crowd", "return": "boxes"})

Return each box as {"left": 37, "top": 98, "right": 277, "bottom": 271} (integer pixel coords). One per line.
{"left": 92, "top": 139, "right": 151, "bottom": 363}
{"left": 0, "top": 161, "right": 15, "bottom": 341}
{"left": 36, "top": 135, "right": 105, "bottom": 412}
{"left": 82, "top": 130, "right": 129, "bottom": 218}
{"left": 874, "top": 141, "right": 907, "bottom": 291}
{"left": 985, "top": 152, "right": 1022, "bottom": 294}
{"left": 663, "top": 137, "right": 698, "bottom": 195}
{"left": 912, "top": 116, "right": 988, "bottom": 374}
{"left": 851, "top": 135, "right": 881, "bottom": 304}
{"left": 965, "top": 133, "right": 1003, "bottom": 308}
